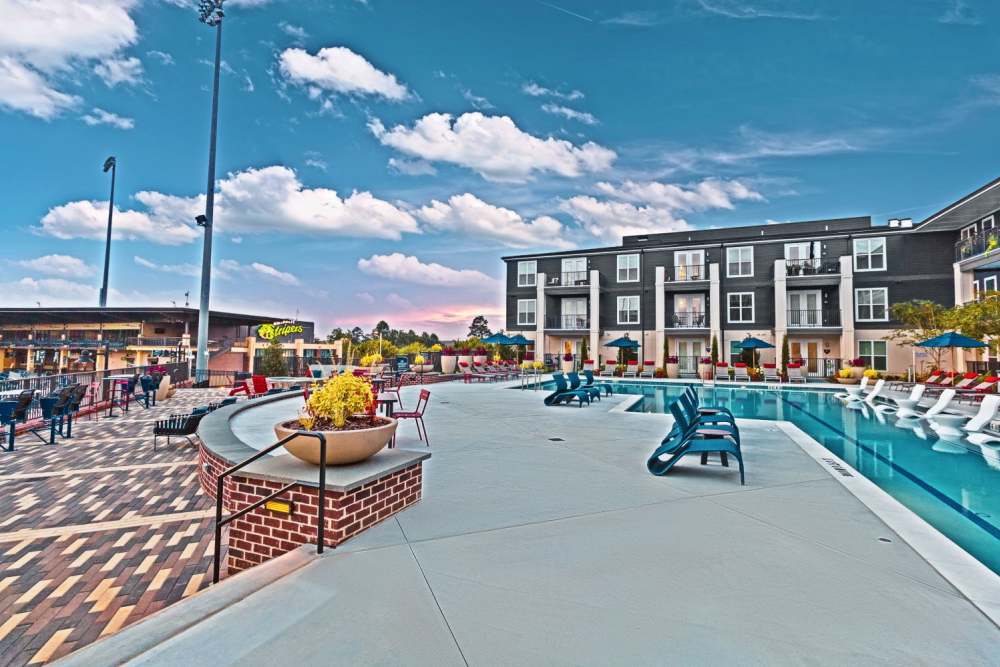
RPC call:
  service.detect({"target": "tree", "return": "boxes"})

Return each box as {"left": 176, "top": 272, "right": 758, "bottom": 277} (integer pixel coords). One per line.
{"left": 259, "top": 337, "right": 287, "bottom": 376}
{"left": 580, "top": 336, "right": 589, "bottom": 364}
{"left": 952, "top": 296, "right": 1000, "bottom": 363}
{"left": 468, "top": 315, "right": 491, "bottom": 338}
{"left": 662, "top": 336, "right": 670, "bottom": 370}
{"left": 349, "top": 327, "right": 366, "bottom": 343}
{"left": 884, "top": 300, "right": 957, "bottom": 369}
{"left": 780, "top": 334, "right": 790, "bottom": 378}
{"left": 710, "top": 334, "right": 719, "bottom": 366}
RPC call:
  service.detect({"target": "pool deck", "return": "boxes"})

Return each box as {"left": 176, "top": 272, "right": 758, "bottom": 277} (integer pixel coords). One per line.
{"left": 66, "top": 379, "right": 999, "bottom": 665}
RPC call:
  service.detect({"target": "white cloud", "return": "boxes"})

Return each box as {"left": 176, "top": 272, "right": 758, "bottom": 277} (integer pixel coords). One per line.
{"left": 602, "top": 11, "right": 663, "bottom": 26}
{"left": 81, "top": 107, "right": 134, "bottom": 129}
{"left": 355, "top": 291, "right": 375, "bottom": 304}
{"left": 0, "top": 0, "right": 139, "bottom": 118}
{"left": 250, "top": 262, "right": 299, "bottom": 285}
{"left": 278, "top": 46, "right": 410, "bottom": 101}
{"left": 595, "top": 178, "right": 764, "bottom": 212}
{"left": 521, "top": 82, "right": 583, "bottom": 100}
{"left": 461, "top": 88, "right": 493, "bottom": 109}
{"left": 16, "top": 254, "right": 95, "bottom": 278}
{"left": 696, "top": 0, "right": 822, "bottom": 21}
{"left": 560, "top": 196, "right": 693, "bottom": 244}
{"left": 386, "top": 292, "right": 413, "bottom": 309}
{"left": 39, "top": 165, "right": 420, "bottom": 244}
{"left": 279, "top": 22, "right": 308, "bottom": 40}
{"left": 416, "top": 193, "right": 573, "bottom": 249}
{"left": 358, "top": 253, "right": 499, "bottom": 288}
{"left": 388, "top": 157, "right": 436, "bottom": 176}
{"left": 146, "top": 50, "right": 174, "bottom": 65}
{"left": 134, "top": 255, "right": 200, "bottom": 277}
{"left": 541, "top": 103, "right": 598, "bottom": 125}
{"left": 94, "top": 56, "right": 143, "bottom": 86}
{"left": 0, "top": 277, "right": 99, "bottom": 306}
{"left": 0, "top": 56, "right": 80, "bottom": 119}
{"left": 369, "top": 112, "right": 615, "bottom": 182}
{"left": 304, "top": 158, "right": 328, "bottom": 171}
{"left": 940, "top": 0, "right": 980, "bottom": 25}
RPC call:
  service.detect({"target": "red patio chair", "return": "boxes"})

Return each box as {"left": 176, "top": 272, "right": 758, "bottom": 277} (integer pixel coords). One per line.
{"left": 395, "top": 389, "right": 430, "bottom": 445}
{"left": 250, "top": 375, "right": 269, "bottom": 396}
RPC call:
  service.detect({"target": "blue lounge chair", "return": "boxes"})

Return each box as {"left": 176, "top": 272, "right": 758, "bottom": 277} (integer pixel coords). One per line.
{"left": 647, "top": 400, "right": 745, "bottom": 484}
{"left": 679, "top": 388, "right": 737, "bottom": 428}
{"left": 672, "top": 390, "right": 741, "bottom": 448}
{"left": 582, "top": 370, "right": 613, "bottom": 397}
{"left": 544, "top": 373, "right": 590, "bottom": 407}
{"left": 567, "top": 372, "right": 601, "bottom": 401}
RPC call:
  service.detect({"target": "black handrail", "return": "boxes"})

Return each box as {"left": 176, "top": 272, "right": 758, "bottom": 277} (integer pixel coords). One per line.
{"left": 213, "top": 431, "right": 328, "bottom": 584}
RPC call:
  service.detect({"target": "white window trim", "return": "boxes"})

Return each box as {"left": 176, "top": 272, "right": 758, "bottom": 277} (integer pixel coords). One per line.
{"left": 853, "top": 237, "right": 887, "bottom": 272}
{"left": 858, "top": 340, "right": 888, "bottom": 371}
{"left": 854, "top": 287, "right": 889, "bottom": 322}
{"left": 973, "top": 280, "right": 980, "bottom": 301}
{"left": 727, "top": 291, "right": 755, "bottom": 324}
{"left": 516, "top": 299, "right": 536, "bottom": 326}
{"left": 984, "top": 276, "right": 997, "bottom": 294}
{"left": 616, "top": 254, "right": 640, "bottom": 283}
{"left": 516, "top": 261, "right": 536, "bottom": 287}
{"left": 983, "top": 215, "right": 996, "bottom": 231}
{"left": 617, "top": 295, "right": 640, "bottom": 325}
{"left": 726, "top": 246, "right": 754, "bottom": 278}
{"left": 961, "top": 223, "right": 977, "bottom": 240}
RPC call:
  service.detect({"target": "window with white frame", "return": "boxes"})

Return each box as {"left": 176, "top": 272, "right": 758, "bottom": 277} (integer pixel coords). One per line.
{"left": 855, "top": 287, "right": 888, "bottom": 321}
{"left": 726, "top": 246, "right": 753, "bottom": 277}
{"left": 858, "top": 340, "right": 888, "bottom": 371}
{"left": 727, "top": 292, "right": 754, "bottom": 323}
{"left": 516, "top": 261, "right": 536, "bottom": 287}
{"left": 617, "top": 254, "right": 639, "bottom": 282}
{"left": 517, "top": 299, "right": 536, "bottom": 326}
{"left": 985, "top": 275, "right": 997, "bottom": 296}
{"left": 983, "top": 216, "right": 996, "bottom": 232}
{"left": 973, "top": 280, "right": 980, "bottom": 301}
{"left": 853, "top": 237, "right": 886, "bottom": 271}
{"left": 617, "top": 296, "right": 640, "bottom": 324}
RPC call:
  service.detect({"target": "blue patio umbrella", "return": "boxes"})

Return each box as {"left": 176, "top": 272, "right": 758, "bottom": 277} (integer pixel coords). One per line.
{"left": 481, "top": 333, "right": 512, "bottom": 345}
{"left": 505, "top": 333, "right": 532, "bottom": 362}
{"left": 736, "top": 336, "right": 775, "bottom": 350}
{"left": 916, "top": 331, "right": 986, "bottom": 372}
{"left": 606, "top": 335, "right": 639, "bottom": 349}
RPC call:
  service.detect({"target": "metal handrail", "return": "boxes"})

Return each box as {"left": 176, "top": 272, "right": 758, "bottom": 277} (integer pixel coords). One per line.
{"left": 212, "top": 431, "right": 328, "bottom": 584}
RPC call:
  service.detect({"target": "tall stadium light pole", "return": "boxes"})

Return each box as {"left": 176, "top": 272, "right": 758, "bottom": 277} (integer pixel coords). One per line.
{"left": 98, "top": 156, "right": 116, "bottom": 308}
{"left": 195, "top": 0, "right": 224, "bottom": 384}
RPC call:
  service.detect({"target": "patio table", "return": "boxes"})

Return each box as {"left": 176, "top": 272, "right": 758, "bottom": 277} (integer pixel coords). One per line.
{"left": 103, "top": 374, "right": 133, "bottom": 418}
{"left": 375, "top": 393, "right": 397, "bottom": 448}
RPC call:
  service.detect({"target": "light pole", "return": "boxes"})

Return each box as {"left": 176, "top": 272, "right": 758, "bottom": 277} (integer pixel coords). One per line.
{"left": 99, "top": 156, "right": 116, "bottom": 307}
{"left": 195, "top": 0, "right": 224, "bottom": 384}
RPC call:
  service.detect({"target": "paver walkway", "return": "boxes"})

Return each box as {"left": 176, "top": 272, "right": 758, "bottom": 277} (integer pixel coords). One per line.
{"left": 0, "top": 388, "right": 226, "bottom": 666}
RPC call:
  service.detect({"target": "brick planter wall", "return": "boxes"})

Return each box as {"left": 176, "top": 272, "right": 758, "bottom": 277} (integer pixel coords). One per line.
{"left": 199, "top": 445, "right": 422, "bottom": 576}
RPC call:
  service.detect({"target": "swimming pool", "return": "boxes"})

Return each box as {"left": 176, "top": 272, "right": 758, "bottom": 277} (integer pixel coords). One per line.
{"left": 540, "top": 380, "right": 1000, "bottom": 575}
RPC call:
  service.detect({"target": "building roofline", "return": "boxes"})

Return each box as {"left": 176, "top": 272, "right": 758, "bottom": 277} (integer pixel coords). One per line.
{"left": 915, "top": 175, "right": 1000, "bottom": 231}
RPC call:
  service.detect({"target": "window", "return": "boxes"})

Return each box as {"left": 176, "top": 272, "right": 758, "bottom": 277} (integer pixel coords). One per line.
{"left": 517, "top": 299, "right": 536, "bottom": 326}
{"left": 727, "top": 292, "right": 754, "bottom": 323}
{"left": 985, "top": 275, "right": 997, "bottom": 296}
{"left": 983, "top": 216, "right": 996, "bottom": 232}
{"left": 517, "top": 261, "right": 536, "bottom": 287}
{"left": 617, "top": 254, "right": 639, "bottom": 282}
{"left": 858, "top": 340, "right": 888, "bottom": 372}
{"left": 853, "top": 237, "right": 886, "bottom": 272}
{"left": 617, "top": 296, "right": 640, "bottom": 325}
{"left": 726, "top": 246, "right": 753, "bottom": 277}
{"left": 560, "top": 257, "right": 587, "bottom": 286}
{"left": 784, "top": 241, "right": 821, "bottom": 272}
{"left": 855, "top": 288, "right": 888, "bottom": 321}
{"left": 960, "top": 224, "right": 977, "bottom": 241}
{"left": 973, "top": 280, "right": 980, "bottom": 302}
{"left": 673, "top": 250, "right": 704, "bottom": 281}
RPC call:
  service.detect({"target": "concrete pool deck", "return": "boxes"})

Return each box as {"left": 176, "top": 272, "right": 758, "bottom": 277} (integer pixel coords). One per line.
{"left": 63, "top": 379, "right": 1000, "bottom": 665}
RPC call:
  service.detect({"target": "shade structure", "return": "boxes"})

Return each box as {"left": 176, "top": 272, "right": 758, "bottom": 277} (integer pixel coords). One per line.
{"left": 481, "top": 333, "right": 512, "bottom": 345}
{"left": 607, "top": 336, "right": 639, "bottom": 349}
{"left": 736, "top": 336, "right": 775, "bottom": 349}
{"left": 915, "top": 332, "right": 987, "bottom": 348}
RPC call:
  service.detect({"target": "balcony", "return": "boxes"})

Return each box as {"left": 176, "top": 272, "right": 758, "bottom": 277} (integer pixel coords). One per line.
{"left": 664, "top": 263, "right": 709, "bottom": 291}
{"left": 786, "top": 309, "right": 841, "bottom": 329}
{"left": 669, "top": 311, "right": 708, "bottom": 328}
{"left": 545, "top": 271, "right": 590, "bottom": 292}
{"left": 956, "top": 229, "right": 1000, "bottom": 264}
{"left": 545, "top": 315, "right": 590, "bottom": 331}
{"left": 126, "top": 336, "right": 186, "bottom": 348}
{"left": 783, "top": 259, "right": 841, "bottom": 285}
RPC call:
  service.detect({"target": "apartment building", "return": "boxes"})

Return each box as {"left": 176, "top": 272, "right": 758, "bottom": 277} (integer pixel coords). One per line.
{"left": 504, "top": 178, "right": 1000, "bottom": 377}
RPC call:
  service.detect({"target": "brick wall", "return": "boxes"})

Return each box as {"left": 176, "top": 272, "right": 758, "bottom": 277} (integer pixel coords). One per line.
{"left": 198, "top": 444, "right": 422, "bottom": 576}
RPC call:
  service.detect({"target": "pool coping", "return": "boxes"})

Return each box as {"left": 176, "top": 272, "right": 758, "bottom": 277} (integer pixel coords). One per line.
{"left": 773, "top": 420, "right": 1000, "bottom": 627}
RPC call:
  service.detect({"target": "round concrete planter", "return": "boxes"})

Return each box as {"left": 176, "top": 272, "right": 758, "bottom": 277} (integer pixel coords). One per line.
{"left": 850, "top": 366, "right": 865, "bottom": 379}
{"left": 666, "top": 363, "right": 679, "bottom": 379}
{"left": 560, "top": 359, "right": 574, "bottom": 373}
{"left": 440, "top": 356, "right": 457, "bottom": 374}
{"left": 274, "top": 418, "right": 398, "bottom": 465}
{"left": 836, "top": 377, "right": 860, "bottom": 385}
{"left": 411, "top": 364, "right": 433, "bottom": 373}
{"left": 698, "top": 363, "right": 712, "bottom": 380}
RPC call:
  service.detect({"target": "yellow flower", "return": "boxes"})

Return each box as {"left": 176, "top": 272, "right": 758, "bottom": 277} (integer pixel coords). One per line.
{"left": 299, "top": 372, "right": 373, "bottom": 430}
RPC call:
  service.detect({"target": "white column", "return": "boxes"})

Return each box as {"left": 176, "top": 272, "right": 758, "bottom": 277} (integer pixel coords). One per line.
{"left": 589, "top": 269, "right": 600, "bottom": 364}
{"left": 839, "top": 256, "right": 855, "bottom": 363}
{"left": 536, "top": 272, "right": 546, "bottom": 356}
{"left": 774, "top": 259, "right": 787, "bottom": 366}
{"left": 709, "top": 262, "right": 722, "bottom": 351}
{"left": 655, "top": 266, "right": 665, "bottom": 366}
{"left": 953, "top": 263, "right": 974, "bottom": 369}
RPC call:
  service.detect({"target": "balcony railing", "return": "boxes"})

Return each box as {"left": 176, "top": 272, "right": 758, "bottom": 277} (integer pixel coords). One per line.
{"left": 546, "top": 315, "right": 589, "bottom": 330}
{"left": 0, "top": 338, "right": 127, "bottom": 349}
{"left": 547, "top": 271, "right": 589, "bottom": 287}
{"left": 956, "top": 229, "right": 1000, "bottom": 262}
{"left": 670, "top": 263, "right": 707, "bottom": 282}
{"left": 670, "top": 311, "right": 707, "bottom": 328}
{"left": 126, "top": 336, "right": 186, "bottom": 348}
{"left": 783, "top": 259, "right": 840, "bottom": 276}
{"left": 786, "top": 309, "right": 841, "bottom": 327}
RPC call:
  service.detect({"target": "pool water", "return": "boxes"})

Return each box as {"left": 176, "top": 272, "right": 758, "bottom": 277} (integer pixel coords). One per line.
{"left": 543, "top": 380, "right": 1000, "bottom": 575}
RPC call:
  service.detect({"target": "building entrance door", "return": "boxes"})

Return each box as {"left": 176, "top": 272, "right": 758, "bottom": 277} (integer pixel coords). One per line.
{"left": 675, "top": 339, "right": 704, "bottom": 374}
{"left": 789, "top": 339, "right": 822, "bottom": 375}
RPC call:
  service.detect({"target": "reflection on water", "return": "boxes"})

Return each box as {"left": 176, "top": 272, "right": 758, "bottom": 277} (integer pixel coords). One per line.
{"left": 619, "top": 382, "right": 1000, "bottom": 575}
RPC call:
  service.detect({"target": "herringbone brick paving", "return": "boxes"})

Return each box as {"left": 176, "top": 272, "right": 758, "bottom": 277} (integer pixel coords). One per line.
{"left": 0, "top": 388, "right": 227, "bottom": 666}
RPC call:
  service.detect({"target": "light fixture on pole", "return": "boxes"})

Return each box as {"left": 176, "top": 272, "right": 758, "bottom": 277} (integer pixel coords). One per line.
{"left": 99, "top": 156, "right": 116, "bottom": 308}
{"left": 195, "top": 0, "right": 225, "bottom": 385}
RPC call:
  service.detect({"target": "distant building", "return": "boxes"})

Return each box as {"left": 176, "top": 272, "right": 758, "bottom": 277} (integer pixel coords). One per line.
{"left": 502, "top": 177, "right": 1000, "bottom": 377}
{"left": 0, "top": 307, "right": 341, "bottom": 375}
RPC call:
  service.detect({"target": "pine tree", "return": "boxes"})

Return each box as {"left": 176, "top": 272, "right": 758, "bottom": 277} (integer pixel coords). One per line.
{"left": 780, "top": 334, "right": 790, "bottom": 378}
{"left": 580, "top": 337, "right": 589, "bottom": 364}
{"left": 662, "top": 337, "right": 670, "bottom": 370}
{"left": 710, "top": 335, "right": 719, "bottom": 366}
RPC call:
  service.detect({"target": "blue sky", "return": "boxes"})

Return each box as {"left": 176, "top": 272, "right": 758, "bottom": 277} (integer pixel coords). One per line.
{"left": 1, "top": 0, "right": 998, "bottom": 337}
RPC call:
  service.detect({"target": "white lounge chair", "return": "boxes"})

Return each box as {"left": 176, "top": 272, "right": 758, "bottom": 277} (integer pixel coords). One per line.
{"left": 963, "top": 395, "right": 1000, "bottom": 446}
{"left": 919, "top": 388, "right": 957, "bottom": 420}
{"left": 882, "top": 383, "right": 925, "bottom": 418}
{"left": 714, "top": 364, "right": 730, "bottom": 381}
{"left": 599, "top": 361, "right": 616, "bottom": 377}
{"left": 787, "top": 365, "right": 807, "bottom": 383}
{"left": 862, "top": 378, "right": 885, "bottom": 406}
{"left": 733, "top": 365, "right": 750, "bottom": 382}
{"left": 639, "top": 362, "right": 656, "bottom": 378}
{"left": 835, "top": 375, "right": 869, "bottom": 402}
{"left": 623, "top": 363, "right": 639, "bottom": 378}
{"left": 763, "top": 365, "right": 781, "bottom": 383}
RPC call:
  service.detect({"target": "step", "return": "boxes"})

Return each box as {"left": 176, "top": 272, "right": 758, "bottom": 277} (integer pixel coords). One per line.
{"left": 54, "top": 546, "right": 319, "bottom": 666}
